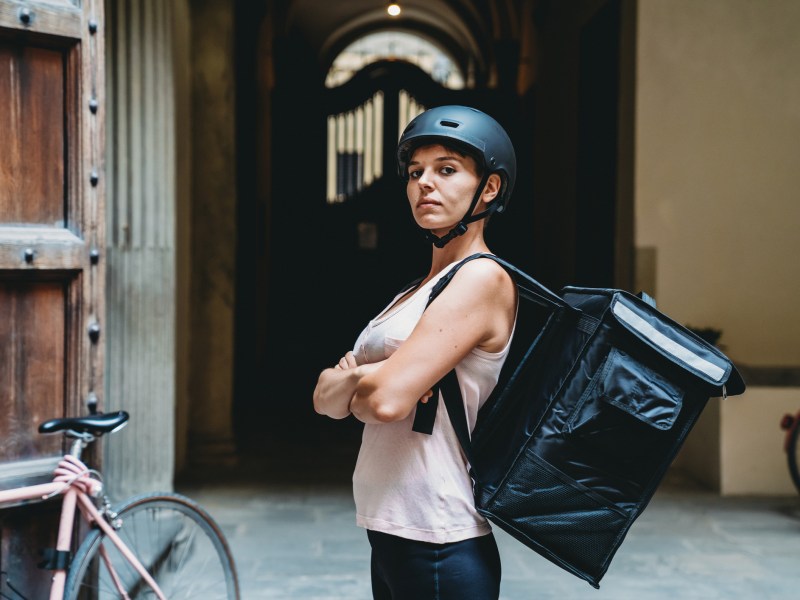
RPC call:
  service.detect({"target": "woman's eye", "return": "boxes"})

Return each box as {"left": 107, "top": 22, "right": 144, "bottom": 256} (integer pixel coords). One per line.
{"left": 440, "top": 166, "right": 455, "bottom": 175}
{"left": 409, "top": 169, "right": 422, "bottom": 179}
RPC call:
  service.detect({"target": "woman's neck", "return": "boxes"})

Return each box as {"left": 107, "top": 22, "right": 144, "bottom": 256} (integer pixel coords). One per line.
{"left": 428, "top": 230, "right": 491, "bottom": 276}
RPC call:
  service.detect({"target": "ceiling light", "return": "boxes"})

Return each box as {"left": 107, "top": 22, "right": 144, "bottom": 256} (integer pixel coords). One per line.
{"left": 387, "top": 4, "right": 401, "bottom": 17}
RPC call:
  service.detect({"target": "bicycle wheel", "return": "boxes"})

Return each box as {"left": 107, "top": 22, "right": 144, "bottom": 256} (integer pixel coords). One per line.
{"left": 65, "top": 492, "right": 240, "bottom": 599}
{"left": 788, "top": 422, "right": 800, "bottom": 494}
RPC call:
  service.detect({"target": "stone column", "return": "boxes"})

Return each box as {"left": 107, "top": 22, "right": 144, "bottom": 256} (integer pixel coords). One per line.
{"left": 104, "top": 0, "right": 178, "bottom": 497}
{"left": 186, "top": 0, "right": 238, "bottom": 467}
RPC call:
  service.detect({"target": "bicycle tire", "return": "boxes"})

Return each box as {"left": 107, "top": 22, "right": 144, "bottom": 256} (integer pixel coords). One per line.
{"left": 788, "top": 422, "right": 800, "bottom": 494}
{"left": 64, "top": 491, "right": 240, "bottom": 599}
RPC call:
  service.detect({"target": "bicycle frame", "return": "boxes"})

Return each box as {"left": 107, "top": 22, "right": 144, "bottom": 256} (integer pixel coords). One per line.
{"left": 0, "top": 439, "right": 167, "bottom": 600}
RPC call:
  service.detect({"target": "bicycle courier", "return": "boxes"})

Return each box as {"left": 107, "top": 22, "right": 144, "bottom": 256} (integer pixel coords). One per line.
{"left": 410, "top": 253, "right": 746, "bottom": 589}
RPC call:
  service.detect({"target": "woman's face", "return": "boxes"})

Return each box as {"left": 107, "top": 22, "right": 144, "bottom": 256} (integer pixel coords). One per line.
{"left": 406, "top": 144, "right": 483, "bottom": 232}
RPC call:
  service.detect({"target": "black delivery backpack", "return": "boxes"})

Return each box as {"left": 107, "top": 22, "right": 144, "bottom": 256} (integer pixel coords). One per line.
{"left": 410, "top": 253, "right": 746, "bottom": 589}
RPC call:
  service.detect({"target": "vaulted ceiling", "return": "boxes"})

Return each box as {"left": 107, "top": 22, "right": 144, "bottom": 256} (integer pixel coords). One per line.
{"left": 283, "top": 0, "right": 522, "bottom": 86}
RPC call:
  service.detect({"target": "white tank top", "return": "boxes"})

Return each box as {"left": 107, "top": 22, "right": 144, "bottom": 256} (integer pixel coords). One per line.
{"left": 351, "top": 260, "right": 514, "bottom": 543}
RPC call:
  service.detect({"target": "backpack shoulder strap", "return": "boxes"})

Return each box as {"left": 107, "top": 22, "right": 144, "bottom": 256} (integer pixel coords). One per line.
{"left": 426, "top": 253, "right": 488, "bottom": 306}
{"left": 412, "top": 253, "right": 573, "bottom": 437}
{"left": 411, "top": 254, "right": 485, "bottom": 435}
{"left": 428, "top": 253, "right": 571, "bottom": 311}
{"left": 439, "top": 368, "right": 475, "bottom": 465}
{"left": 412, "top": 254, "right": 509, "bottom": 436}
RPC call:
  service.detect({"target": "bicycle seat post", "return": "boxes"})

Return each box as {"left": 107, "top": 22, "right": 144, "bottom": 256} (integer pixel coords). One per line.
{"left": 67, "top": 431, "right": 95, "bottom": 460}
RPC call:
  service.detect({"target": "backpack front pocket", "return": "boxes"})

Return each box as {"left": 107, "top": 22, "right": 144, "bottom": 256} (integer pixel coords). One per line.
{"left": 562, "top": 348, "right": 685, "bottom": 479}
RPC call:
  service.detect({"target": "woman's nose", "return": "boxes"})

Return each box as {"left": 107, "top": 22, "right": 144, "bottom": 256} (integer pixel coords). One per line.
{"left": 417, "top": 168, "right": 433, "bottom": 188}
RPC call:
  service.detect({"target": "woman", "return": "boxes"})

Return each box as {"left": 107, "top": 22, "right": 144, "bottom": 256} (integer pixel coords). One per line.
{"left": 313, "top": 105, "right": 518, "bottom": 599}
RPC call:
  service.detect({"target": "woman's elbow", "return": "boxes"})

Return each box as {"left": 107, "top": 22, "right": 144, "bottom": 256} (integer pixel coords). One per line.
{"left": 370, "top": 401, "right": 406, "bottom": 423}
{"left": 352, "top": 387, "right": 410, "bottom": 423}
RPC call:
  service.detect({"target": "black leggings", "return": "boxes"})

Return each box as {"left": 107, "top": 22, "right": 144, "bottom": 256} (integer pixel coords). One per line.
{"left": 367, "top": 530, "right": 501, "bottom": 600}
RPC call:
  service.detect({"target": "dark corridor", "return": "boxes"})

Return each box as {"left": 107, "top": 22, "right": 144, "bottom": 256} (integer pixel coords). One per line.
{"left": 229, "top": 0, "right": 634, "bottom": 460}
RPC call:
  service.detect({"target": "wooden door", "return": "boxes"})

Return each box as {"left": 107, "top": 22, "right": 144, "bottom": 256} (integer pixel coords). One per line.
{"left": 0, "top": 0, "right": 104, "bottom": 593}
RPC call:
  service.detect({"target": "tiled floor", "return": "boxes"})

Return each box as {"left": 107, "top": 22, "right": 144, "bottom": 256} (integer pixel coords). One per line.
{"left": 178, "top": 452, "right": 800, "bottom": 600}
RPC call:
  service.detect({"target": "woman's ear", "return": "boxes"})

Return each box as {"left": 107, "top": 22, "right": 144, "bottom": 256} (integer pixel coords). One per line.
{"left": 481, "top": 173, "right": 502, "bottom": 204}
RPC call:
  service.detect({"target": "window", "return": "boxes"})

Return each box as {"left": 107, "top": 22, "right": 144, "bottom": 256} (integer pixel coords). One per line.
{"left": 325, "top": 31, "right": 464, "bottom": 90}
{"left": 326, "top": 31, "right": 462, "bottom": 203}
{"left": 326, "top": 90, "right": 426, "bottom": 204}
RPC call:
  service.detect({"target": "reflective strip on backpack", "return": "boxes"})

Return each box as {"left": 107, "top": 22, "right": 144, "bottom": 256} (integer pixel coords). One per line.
{"left": 612, "top": 301, "right": 726, "bottom": 382}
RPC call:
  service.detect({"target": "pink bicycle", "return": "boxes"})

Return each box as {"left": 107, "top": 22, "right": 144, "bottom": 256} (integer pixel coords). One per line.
{"left": 0, "top": 411, "right": 240, "bottom": 599}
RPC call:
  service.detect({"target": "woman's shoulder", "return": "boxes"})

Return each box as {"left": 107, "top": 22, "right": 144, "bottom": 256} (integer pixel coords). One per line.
{"left": 447, "top": 255, "right": 515, "bottom": 300}
{"left": 456, "top": 254, "right": 512, "bottom": 282}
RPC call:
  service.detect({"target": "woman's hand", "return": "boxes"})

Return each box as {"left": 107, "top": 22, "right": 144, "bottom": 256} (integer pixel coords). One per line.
{"left": 313, "top": 353, "right": 384, "bottom": 420}
{"left": 335, "top": 352, "right": 358, "bottom": 370}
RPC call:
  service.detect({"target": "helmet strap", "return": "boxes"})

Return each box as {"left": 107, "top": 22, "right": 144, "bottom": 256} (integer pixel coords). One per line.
{"left": 424, "top": 223, "right": 468, "bottom": 248}
{"left": 423, "top": 173, "right": 492, "bottom": 248}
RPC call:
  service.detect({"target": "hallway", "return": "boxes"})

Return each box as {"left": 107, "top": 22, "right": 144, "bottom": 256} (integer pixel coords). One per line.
{"left": 178, "top": 449, "right": 800, "bottom": 599}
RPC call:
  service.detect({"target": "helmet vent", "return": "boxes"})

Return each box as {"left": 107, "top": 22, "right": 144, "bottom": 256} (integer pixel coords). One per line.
{"left": 439, "top": 120, "right": 460, "bottom": 128}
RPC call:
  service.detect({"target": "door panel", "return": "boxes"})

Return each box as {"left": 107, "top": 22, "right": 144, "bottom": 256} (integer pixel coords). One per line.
{"left": 0, "top": 281, "right": 66, "bottom": 461}
{"left": 0, "top": 42, "right": 66, "bottom": 224}
{"left": 0, "top": 1, "right": 82, "bottom": 39}
{"left": 0, "top": 0, "right": 104, "bottom": 591}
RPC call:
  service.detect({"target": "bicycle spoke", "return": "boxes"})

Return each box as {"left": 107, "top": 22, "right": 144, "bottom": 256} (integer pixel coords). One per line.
{"left": 99, "top": 545, "right": 133, "bottom": 599}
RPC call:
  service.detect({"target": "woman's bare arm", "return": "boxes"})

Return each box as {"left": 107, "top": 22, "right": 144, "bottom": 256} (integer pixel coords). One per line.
{"left": 349, "top": 259, "right": 515, "bottom": 424}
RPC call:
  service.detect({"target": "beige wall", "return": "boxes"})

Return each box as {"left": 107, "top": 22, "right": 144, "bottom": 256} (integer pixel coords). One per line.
{"left": 635, "top": 0, "right": 800, "bottom": 367}
{"left": 719, "top": 388, "right": 798, "bottom": 495}
{"left": 636, "top": 0, "right": 800, "bottom": 494}
{"left": 678, "top": 389, "right": 799, "bottom": 495}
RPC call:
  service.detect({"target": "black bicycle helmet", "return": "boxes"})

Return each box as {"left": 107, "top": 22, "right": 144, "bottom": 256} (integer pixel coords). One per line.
{"left": 397, "top": 105, "right": 516, "bottom": 247}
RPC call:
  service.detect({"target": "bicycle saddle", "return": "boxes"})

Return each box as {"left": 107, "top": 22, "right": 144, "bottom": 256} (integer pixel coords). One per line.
{"left": 38, "top": 411, "right": 130, "bottom": 436}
